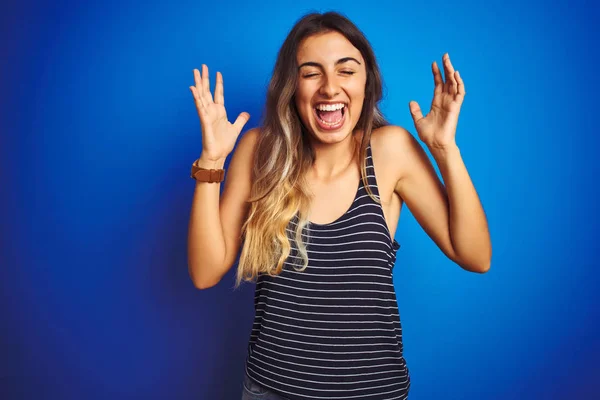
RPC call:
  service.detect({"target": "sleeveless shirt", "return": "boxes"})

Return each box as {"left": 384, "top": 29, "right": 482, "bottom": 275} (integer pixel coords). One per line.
{"left": 244, "top": 142, "right": 410, "bottom": 399}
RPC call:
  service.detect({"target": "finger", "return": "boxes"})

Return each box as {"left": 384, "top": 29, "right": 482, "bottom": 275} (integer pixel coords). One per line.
{"left": 214, "top": 71, "right": 224, "bottom": 105}
{"left": 232, "top": 112, "right": 251, "bottom": 133}
{"left": 194, "top": 68, "right": 212, "bottom": 107}
{"left": 190, "top": 86, "right": 208, "bottom": 118}
{"left": 408, "top": 101, "right": 423, "bottom": 124}
{"left": 194, "top": 68, "right": 203, "bottom": 98}
{"left": 431, "top": 61, "right": 443, "bottom": 107}
{"left": 191, "top": 81, "right": 208, "bottom": 110}
{"left": 455, "top": 70, "right": 466, "bottom": 102}
{"left": 442, "top": 53, "right": 457, "bottom": 94}
{"left": 202, "top": 64, "right": 213, "bottom": 102}
{"left": 432, "top": 61, "right": 443, "bottom": 92}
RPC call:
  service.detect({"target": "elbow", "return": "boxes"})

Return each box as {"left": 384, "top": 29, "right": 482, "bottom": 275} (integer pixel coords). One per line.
{"left": 479, "top": 247, "right": 493, "bottom": 273}
{"left": 454, "top": 251, "right": 492, "bottom": 274}
{"left": 472, "top": 259, "right": 491, "bottom": 274}
{"left": 188, "top": 264, "right": 221, "bottom": 290}
{"left": 450, "top": 244, "right": 492, "bottom": 274}
{"left": 450, "top": 235, "right": 492, "bottom": 274}
{"left": 458, "top": 260, "right": 491, "bottom": 274}
{"left": 192, "top": 278, "right": 218, "bottom": 290}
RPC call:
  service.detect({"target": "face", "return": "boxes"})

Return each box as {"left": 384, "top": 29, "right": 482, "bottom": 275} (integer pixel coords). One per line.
{"left": 295, "top": 31, "right": 367, "bottom": 145}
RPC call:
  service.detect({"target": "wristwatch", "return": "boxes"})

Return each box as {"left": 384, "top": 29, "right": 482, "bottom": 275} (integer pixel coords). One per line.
{"left": 190, "top": 159, "right": 225, "bottom": 183}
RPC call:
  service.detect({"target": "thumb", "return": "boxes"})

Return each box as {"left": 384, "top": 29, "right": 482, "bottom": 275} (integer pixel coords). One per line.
{"left": 408, "top": 101, "right": 423, "bottom": 123}
{"left": 232, "top": 112, "right": 250, "bottom": 133}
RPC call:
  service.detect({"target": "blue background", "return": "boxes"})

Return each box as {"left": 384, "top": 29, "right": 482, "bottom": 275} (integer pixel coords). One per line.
{"left": 2, "top": 0, "right": 598, "bottom": 399}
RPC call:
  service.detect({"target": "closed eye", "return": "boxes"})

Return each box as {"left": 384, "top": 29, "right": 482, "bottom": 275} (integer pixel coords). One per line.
{"left": 302, "top": 71, "right": 355, "bottom": 78}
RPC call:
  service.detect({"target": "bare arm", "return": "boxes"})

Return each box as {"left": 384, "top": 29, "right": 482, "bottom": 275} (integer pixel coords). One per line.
{"left": 188, "top": 155, "right": 227, "bottom": 288}
{"left": 187, "top": 128, "right": 258, "bottom": 289}
{"left": 399, "top": 53, "right": 491, "bottom": 273}
{"left": 186, "top": 64, "right": 254, "bottom": 288}
{"left": 430, "top": 143, "right": 491, "bottom": 272}
{"left": 392, "top": 126, "right": 491, "bottom": 273}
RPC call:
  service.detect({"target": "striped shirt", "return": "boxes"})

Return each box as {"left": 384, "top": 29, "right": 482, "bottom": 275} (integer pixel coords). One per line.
{"left": 244, "top": 142, "right": 410, "bottom": 399}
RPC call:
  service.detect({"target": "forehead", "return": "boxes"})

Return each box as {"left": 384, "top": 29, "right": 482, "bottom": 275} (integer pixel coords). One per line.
{"left": 296, "top": 31, "right": 363, "bottom": 64}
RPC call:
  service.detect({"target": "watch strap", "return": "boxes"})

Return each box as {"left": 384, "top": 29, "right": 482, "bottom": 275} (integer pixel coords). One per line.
{"left": 191, "top": 159, "right": 225, "bottom": 183}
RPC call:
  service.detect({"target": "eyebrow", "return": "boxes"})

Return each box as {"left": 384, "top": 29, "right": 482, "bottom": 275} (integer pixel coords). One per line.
{"left": 298, "top": 57, "right": 362, "bottom": 70}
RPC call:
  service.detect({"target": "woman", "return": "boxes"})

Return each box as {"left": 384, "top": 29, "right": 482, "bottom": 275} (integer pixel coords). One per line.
{"left": 187, "top": 11, "right": 491, "bottom": 400}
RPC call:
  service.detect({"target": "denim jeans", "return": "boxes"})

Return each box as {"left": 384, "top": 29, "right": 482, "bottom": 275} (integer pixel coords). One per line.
{"left": 242, "top": 372, "right": 290, "bottom": 400}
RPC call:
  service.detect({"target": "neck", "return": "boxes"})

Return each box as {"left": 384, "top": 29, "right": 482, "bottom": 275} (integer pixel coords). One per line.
{"left": 309, "top": 132, "right": 362, "bottom": 180}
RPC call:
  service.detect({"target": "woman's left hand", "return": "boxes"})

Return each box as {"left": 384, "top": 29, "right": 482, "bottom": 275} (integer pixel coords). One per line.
{"left": 408, "top": 53, "right": 465, "bottom": 150}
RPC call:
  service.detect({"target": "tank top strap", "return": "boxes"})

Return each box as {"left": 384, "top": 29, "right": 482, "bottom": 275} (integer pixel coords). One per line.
{"left": 363, "top": 140, "right": 381, "bottom": 199}
{"left": 364, "top": 139, "right": 400, "bottom": 252}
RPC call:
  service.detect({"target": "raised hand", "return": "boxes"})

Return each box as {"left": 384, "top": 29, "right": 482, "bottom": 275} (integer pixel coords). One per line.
{"left": 408, "top": 53, "right": 465, "bottom": 150}
{"left": 190, "top": 65, "right": 250, "bottom": 161}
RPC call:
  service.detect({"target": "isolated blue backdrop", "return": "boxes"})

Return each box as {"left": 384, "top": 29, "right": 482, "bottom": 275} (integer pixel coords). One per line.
{"left": 2, "top": 0, "right": 598, "bottom": 399}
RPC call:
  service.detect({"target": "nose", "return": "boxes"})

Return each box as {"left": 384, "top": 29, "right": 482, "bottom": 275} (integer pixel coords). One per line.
{"left": 318, "top": 73, "right": 341, "bottom": 98}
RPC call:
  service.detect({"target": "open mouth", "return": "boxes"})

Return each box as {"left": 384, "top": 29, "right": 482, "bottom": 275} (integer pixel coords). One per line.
{"left": 313, "top": 103, "right": 346, "bottom": 131}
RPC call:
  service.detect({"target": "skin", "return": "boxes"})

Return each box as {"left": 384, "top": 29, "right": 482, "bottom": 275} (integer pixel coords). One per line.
{"left": 294, "top": 31, "right": 368, "bottom": 224}
{"left": 188, "top": 31, "right": 491, "bottom": 289}
{"left": 293, "top": 31, "right": 491, "bottom": 273}
{"left": 295, "top": 30, "right": 366, "bottom": 174}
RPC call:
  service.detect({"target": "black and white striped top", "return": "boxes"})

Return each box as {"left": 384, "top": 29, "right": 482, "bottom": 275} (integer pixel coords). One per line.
{"left": 244, "top": 142, "right": 410, "bottom": 399}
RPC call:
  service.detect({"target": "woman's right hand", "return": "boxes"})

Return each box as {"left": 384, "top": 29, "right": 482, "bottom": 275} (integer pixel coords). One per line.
{"left": 190, "top": 65, "right": 250, "bottom": 161}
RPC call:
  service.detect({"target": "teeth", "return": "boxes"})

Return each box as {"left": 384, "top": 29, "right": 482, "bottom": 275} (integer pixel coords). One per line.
{"left": 316, "top": 110, "right": 345, "bottom": 126}
{"left": 315, "top": 103, "right": 345, "bottom": 111}
{"left": 319, "top": 118, "right": 343, "bottom": 126}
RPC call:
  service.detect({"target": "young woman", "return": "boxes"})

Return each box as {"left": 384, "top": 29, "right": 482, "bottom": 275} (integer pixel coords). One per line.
{"left": 188, "top": 11, "right": 491, "bottom": 400}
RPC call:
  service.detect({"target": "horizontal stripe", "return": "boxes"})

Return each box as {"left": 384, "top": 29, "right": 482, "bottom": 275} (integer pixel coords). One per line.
{"left": 245, "top": 142, "right": 410, "bottom": 399}
{"left": 249, "top": 361, "right": 407, "bottom": 385}
{"left": 247, "top": 365, "right": 408, "bottom": 399}
{"left": 256, "top": 281, "right": 396, "bottom": 295}
{"left": 254, "top": 287, "right": 398, "bottom": 302}
{"left": 256, "top": 302, "right": 399, "bottom": 318}
{"left": 256, "top": 295, "right": 400, "bottom": 310}
{"left": 253, "top": 342, "right": 404, "bottom": 365}
{"left": 258, "top": 324, "right": 400, "bottom": 341}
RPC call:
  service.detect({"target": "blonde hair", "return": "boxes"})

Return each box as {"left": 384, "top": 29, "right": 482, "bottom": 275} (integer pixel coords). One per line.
{"left": 234, "top": 12, "right": 388, "bottom": 288}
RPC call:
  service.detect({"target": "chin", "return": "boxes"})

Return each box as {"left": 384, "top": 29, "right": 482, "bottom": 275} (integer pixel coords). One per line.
{"left": 319, "top": 130, "right": 352, "bottom": 143}
{"left": 307, "top": 124, "right": 352, "bottom": 144}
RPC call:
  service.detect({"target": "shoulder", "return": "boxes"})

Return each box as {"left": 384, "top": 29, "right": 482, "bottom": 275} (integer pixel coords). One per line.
{"left": 370, "top": 124, "right": 433, "bottom": 196}
{"left": 228, "top": 127, "right": 261, "bottom": 174}
{"left": 370, "top": 124, "right": 419, "bottom": 178}
{"left": 232, "top": 127, "right": 261, "bottom": 161}
{"left": 370, "top": 124, "right": 414, "bottom": 154}
{"left": 240, "top": 127, "right": 261, "bottom": 146}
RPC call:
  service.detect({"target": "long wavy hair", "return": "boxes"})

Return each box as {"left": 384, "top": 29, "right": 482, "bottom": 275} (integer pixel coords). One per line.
{"left": 235, "top": 11, "right": 388, "bottom": 288}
